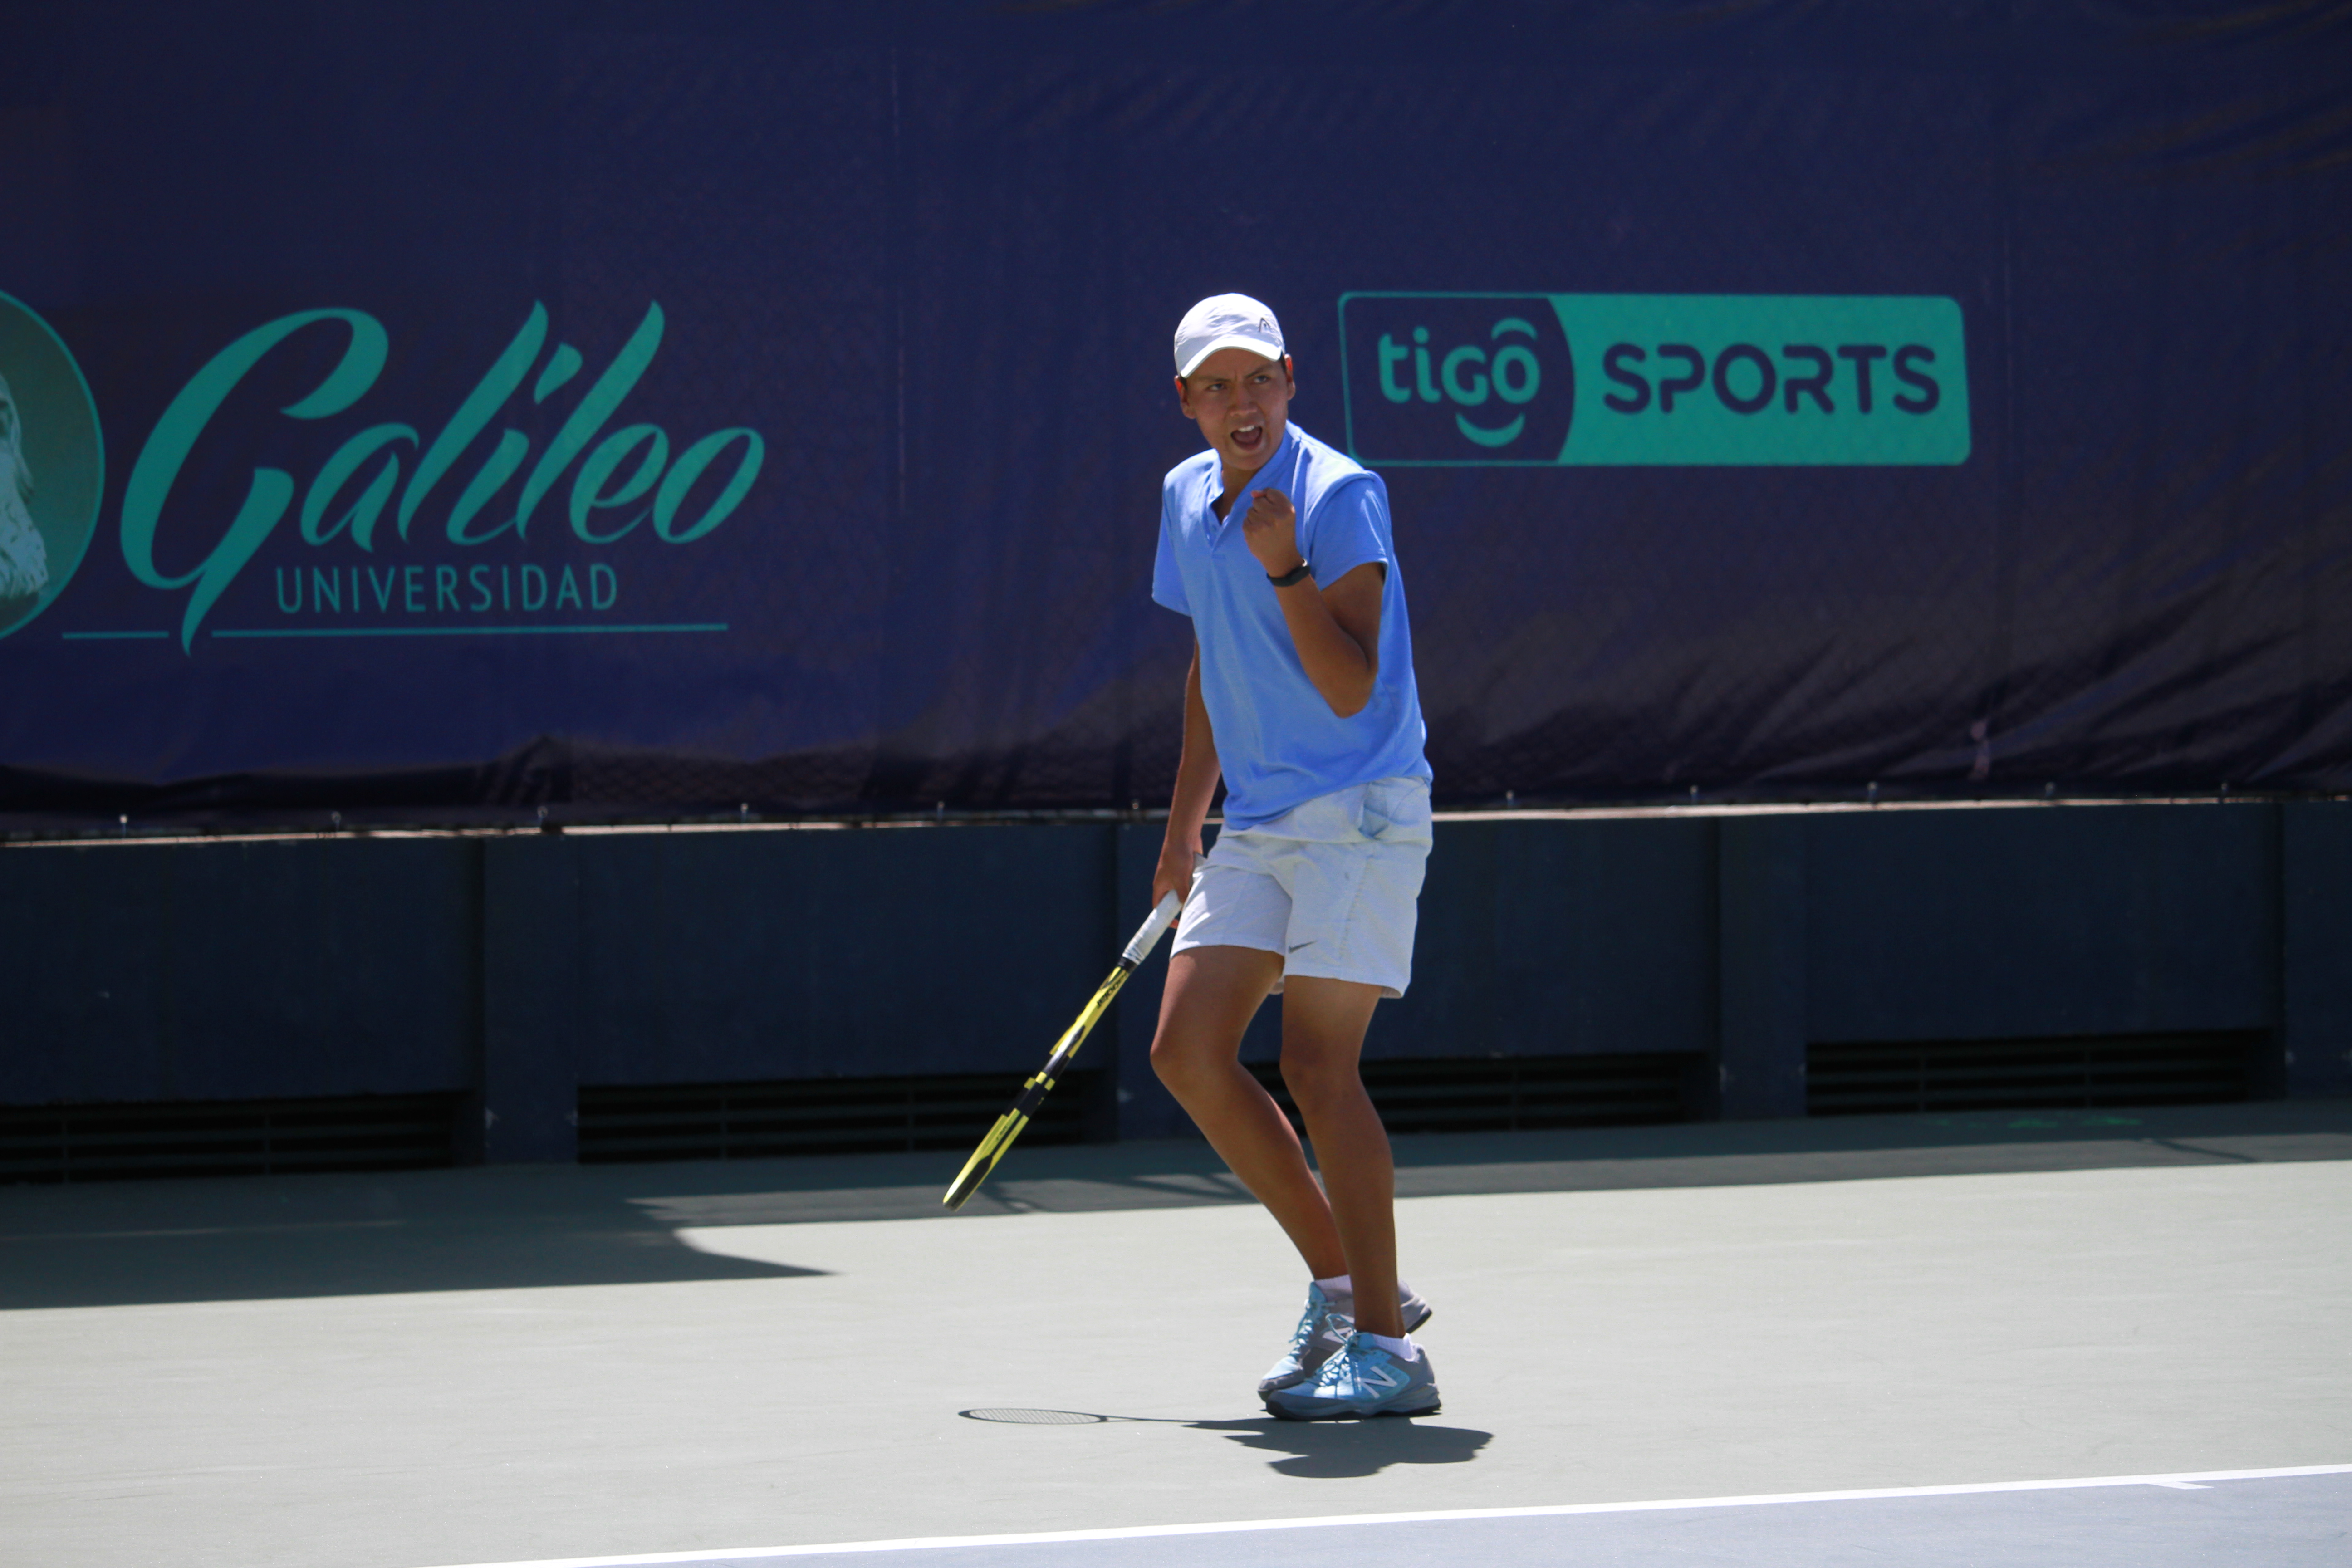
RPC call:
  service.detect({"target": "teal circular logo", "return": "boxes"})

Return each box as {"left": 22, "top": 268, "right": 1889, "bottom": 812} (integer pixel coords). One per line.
{"left": 0, "top": 290, "right": 104, "bottom": 640}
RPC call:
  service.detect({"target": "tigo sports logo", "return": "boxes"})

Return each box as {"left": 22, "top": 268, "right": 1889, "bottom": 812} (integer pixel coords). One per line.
{"left": 1338, "top": 293, "right": 1969, "bottom": 466}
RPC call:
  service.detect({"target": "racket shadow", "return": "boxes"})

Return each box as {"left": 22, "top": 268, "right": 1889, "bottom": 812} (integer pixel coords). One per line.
{"left": 958, "top": 1407, "right": 1491, "bottom": 1478}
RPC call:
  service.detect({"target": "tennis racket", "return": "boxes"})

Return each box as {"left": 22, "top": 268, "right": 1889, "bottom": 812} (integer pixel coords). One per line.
{"left": 941, "top": 889, "right": 1183, "bottom": 1210}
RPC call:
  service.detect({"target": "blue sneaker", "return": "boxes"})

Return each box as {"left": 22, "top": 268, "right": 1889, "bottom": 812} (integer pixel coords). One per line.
{"left": 1256, "top": 1281, "right": 1433, "bottom": 1397}
{"left": 1264, "top": 1334, "right": 1441, "bottom": 1421}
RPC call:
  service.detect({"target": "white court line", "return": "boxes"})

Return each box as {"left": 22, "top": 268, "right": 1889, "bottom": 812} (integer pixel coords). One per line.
{"left": 416, "top": 1463, "right": 2352, "bottom": 1568}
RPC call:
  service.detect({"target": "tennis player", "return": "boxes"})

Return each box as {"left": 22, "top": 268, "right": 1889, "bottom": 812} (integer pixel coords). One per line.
{"left": 1148, "top": 294, "right": 1438, "bottom": 1420}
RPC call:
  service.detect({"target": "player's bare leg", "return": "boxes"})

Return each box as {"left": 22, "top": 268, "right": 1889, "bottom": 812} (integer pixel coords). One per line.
{"left": 1150, "top": 944, "right": 1349, "bottom": 1279}
{"left": 1276, "top": 975, "right": 1400, "bottom": 1338}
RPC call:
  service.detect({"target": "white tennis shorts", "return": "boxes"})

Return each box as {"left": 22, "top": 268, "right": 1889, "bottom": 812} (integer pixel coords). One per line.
{"left": 1172, "top": 776, "right": 1433, "bottom": 998}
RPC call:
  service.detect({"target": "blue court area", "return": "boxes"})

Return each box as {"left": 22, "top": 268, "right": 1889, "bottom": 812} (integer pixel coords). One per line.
{"left": 4, "top": 1103, "right": 2348, "bottom": 1568}
{"left": 431, "top": 1469, "right": 2352, "bottom": 1568}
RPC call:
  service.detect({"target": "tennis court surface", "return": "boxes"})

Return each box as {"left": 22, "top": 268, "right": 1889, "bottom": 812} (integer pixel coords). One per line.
{"left": 413, "top": 1468, "right": 2352, "bottom": 1567}
{"left": 4, "top": 1102, "right": 2347, "bottom": 1568}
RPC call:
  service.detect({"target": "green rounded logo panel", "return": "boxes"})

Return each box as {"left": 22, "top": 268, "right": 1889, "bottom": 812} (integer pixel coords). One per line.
{"left": 0, "top": 290, "right": 105, "bottom": 640}
{"left": 1340, "top": 291, "right": 1970, "bottom": 467}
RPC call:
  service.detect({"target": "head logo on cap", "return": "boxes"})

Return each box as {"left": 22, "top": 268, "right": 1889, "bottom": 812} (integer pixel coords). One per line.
{"left": 1175, "top": 294, "right": 1286, "bottom": 378}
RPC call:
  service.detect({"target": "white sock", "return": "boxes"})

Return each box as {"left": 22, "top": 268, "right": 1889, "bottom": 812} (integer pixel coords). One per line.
{"left": 1361, "top": 1331, "right": 1417, "bottom": 1362}
{"left": 1312, "top": 1273, "right": 1352, "bottom": 1297}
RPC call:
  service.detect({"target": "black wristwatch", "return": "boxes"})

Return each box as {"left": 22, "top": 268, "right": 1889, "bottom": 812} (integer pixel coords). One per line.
{"left": 1267, "top": 559, "right": 1313, "bottom": 588}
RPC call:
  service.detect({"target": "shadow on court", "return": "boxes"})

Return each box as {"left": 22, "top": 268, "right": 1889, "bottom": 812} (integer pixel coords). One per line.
{"left": 1206, "top": 1418, "right": 1494, "bottom": 1478}
{"left": 960, "top": 1407, "right": 1492, "bottom": 1478}
{"left": 0, "top": 1168, "right": 828, "bottom": 1310}
{"left": 4, "top": 1098, "right": 2346, "bottom": 1311}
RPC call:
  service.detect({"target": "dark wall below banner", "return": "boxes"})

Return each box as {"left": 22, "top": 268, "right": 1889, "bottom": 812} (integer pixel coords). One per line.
{"left": 3, "top": 802, "right": 2345, "bottom": 1166}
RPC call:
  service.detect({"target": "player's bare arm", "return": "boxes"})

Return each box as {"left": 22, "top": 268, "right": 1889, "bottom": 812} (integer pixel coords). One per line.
{"left": 1239, "top": 487, "right": 1384, "bottom": 718}
{"left": 1153, "top": 640, "right": 1221, "bottom": 910}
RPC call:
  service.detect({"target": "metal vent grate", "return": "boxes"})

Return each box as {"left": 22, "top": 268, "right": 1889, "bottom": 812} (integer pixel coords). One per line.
{"left": 1246, "top": 1053, "right": 1696, "bottom": 1137}
{"left": 576, "top": 1072, "right": 1101, "bottom": 1164}
{"left": 0, "top": 1093, "right": 460, "bottom": 1185}
{"left": 1807, "top": 1032, "right": 2263, "bottom": 1117}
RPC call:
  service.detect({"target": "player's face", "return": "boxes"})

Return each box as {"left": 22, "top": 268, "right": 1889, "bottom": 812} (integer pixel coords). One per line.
{"left": 1177, "top": 349, "right": 1294, "bottom": 477}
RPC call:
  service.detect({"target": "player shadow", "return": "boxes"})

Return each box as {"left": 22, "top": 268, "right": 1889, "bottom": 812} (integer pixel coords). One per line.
{"left": 1196, "top": 1415, "right": 1493, "bottom": 1478}
{"left": 958, "top": 1407, "right": 1490, "bottom": 1477}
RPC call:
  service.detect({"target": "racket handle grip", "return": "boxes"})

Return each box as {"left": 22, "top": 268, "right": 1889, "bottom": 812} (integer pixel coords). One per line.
{"left": 1122, "top": 890, "right": 1183, "bottom": 968}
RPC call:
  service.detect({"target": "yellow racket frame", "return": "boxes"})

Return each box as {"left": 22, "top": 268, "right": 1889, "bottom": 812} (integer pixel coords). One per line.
{"left": 941, "top": 891, "right": 1181, "bottom": 1210}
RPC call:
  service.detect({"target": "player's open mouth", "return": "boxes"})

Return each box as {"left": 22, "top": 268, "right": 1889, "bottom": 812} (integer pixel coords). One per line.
{"left": 1231, "top": 424, "right": 1265, "bottom": 451}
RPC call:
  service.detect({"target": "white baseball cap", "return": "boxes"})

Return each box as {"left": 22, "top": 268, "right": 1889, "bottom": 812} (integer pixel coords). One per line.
{"left": 1174, "top": 294, "right": 1285, "bottom": 378}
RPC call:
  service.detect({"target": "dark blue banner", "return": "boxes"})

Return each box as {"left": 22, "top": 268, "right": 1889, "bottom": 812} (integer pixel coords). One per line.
{"left": 2, "top": 2, "right": 2347, "bottom": 825}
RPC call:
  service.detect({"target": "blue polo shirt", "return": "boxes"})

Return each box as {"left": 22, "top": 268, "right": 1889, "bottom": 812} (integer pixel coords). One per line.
{"left": 1152, "top": 422, "right": 1431, "bottom": 831}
